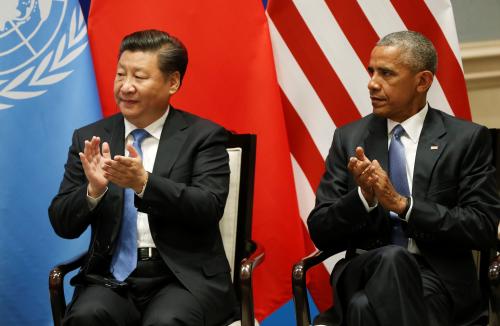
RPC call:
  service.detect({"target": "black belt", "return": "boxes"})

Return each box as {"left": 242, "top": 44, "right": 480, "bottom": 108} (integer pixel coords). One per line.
{"left": 138, "top": 247, "right": 160, "bottom": 261}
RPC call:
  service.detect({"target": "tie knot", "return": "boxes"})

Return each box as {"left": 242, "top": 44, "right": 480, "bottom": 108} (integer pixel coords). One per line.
{"left": 392, "top": 124, "right": 405, "bottom": 140}
{"left": 130, "top": 129, "right": 150, "bottom": 145}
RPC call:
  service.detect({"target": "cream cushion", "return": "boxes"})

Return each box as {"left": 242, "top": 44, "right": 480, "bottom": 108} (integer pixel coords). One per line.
{"left": 219, "top": 147, "right": 242, "bottom": 281}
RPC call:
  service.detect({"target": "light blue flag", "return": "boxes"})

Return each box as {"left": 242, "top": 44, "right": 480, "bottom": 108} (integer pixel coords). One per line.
{"left": 0, "top": 0, "right": 102, "bottom": 324}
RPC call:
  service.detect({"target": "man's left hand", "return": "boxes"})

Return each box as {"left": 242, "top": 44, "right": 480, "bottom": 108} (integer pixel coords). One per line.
{"left": 102, "top": 144, "right": 148, "bottom": 193}
{"left": 370, "top": 160, "right": 407, "bottom": 214}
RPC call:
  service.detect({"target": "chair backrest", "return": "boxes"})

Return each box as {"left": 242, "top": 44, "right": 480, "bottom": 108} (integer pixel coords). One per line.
{"left": 219, "top": 134, "right": 257, "bottom": 293}
{"left": 488, "top": 129, "right": 500, "bottom": 324}
{"left": 453, "top": 129, "right": 500, "bottom": 325}
{"left": 221, "top": 146, "right": 242, "bottom": 278}
{"left": 474, "top": 128, "right": 500, "bottom": 324}
{"left": 491, "top": 129, "right": 500, "bottom": 197}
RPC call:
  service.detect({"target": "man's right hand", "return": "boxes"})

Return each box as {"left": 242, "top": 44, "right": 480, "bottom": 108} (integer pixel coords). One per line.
{"left": 348, "top": 146, "right": 376, "bottom": 205}
{"left": 79, "top": 136, "right": 111, "bottom": 198}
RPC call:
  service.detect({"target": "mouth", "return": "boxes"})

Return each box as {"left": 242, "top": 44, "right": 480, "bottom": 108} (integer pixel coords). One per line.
{"left": 118, "top": 98, "right": 139, "bottom": 106}
{"left": 370, "top": 96, "right": 386, "bottom": 106}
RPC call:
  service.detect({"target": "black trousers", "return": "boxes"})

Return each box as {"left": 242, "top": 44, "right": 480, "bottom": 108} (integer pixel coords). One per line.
{"left": 316, "top": 245, "right": 453, "bottom": 326}
{"left": 63, "top": 259, "right": 205, "bottom": 326}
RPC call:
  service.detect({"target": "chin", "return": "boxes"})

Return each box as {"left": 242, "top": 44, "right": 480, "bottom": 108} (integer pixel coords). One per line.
{"left": 372, "top": 107, "right": 388, "bottom": 118}
{"left": 120, "top": 108, "right": 141, "bottom": 121}
{"left": 119, "top": 103, "right": 138, "bottom": 113}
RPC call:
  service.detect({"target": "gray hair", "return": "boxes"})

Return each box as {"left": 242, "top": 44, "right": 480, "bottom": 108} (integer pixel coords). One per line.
{"left": 377, "top": 30, "right": 437, "bottom": 74}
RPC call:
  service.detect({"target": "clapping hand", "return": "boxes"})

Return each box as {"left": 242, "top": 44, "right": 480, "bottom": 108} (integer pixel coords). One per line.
{"left": 368, "top": 160, "right": 407, "bottom": 214}
{"left": 348, "top": 147, "right": 376, "bottom": 205}
{"left": 347, "top": 147, "right": 407, "bottom": 214}
{"left": 79, "top": 136, "right": 111, "bottom": 198}
{"left": 102, "top": 143, "right": 148, "bottom": 194}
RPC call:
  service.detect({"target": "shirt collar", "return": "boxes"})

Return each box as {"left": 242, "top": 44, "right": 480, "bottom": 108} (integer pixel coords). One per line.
{"left": 387, "top": 103, "right": 428, "bottom": 143}
{"left": 124, "top": 106, "right": 170, "bottom": 141}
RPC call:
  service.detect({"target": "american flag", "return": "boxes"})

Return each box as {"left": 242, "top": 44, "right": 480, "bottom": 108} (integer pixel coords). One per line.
{"left": 265, "top": 0, "right": 470, "bottom": 312}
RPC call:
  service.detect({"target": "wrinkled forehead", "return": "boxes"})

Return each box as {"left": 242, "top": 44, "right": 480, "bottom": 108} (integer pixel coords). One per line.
{"left": 369, "top": 46, "right": 407, "bottom": 67}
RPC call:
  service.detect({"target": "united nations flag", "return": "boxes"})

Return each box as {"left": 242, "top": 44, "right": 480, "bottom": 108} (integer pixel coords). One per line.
{"left": 0, "top": 0, "right": 101, "bottom": 324}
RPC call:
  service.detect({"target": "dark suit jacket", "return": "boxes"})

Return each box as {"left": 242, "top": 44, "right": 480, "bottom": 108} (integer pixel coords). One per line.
{"left": 308, "top": 107, "right": 500, "bottom": 325}
{"left": 49, "top": 107, "right": 237, "bottom": 325}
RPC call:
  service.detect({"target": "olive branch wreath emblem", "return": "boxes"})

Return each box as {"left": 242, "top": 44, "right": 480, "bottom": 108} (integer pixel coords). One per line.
{"left": 0, "top": 8, "right": 88, "bottom": 110}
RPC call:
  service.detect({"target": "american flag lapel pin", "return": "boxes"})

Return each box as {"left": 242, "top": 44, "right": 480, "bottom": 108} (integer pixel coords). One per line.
{"left": 430, "top": 145, "right": 439, "bottom": 150}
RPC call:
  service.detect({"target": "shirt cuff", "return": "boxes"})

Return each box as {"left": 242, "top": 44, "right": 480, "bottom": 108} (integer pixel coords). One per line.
{"left": 358, "top": 187, "right": 378, "bottom": 212}
{"left": 402, "top": 196, "right": 413, "bottom": 221}
{"left": 135, "top": 172, "right": 149, "bottom": 198}
{"left": 86, "top": 187, "right": 108, "bottom": 210}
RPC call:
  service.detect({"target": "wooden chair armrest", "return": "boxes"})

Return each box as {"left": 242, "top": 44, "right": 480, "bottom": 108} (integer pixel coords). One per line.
{"left": 490, "top": 251, "right": 500, "bottom": 324}
{"left": 490, "top": 253, "right": 500, "bottom": 283}
{"left": 292, "top": 250, "right": 337, "bottom": 326}
{"left": 489, "top": 237, "right": 499, "bottom": 282}
{"left": 49, "top": 251, "right": 87, "bottom": 326}
{"left": 296, "top": 249, "right": 337, "bottom": 273}
{"left": 240, "top": 240, "right": 265, "bottom": 326}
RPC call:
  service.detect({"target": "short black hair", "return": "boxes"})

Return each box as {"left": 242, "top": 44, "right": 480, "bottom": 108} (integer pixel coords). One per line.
{"left": 119, "top": 29, "right": 188, "bottom": 83}
{"left": 377, "top": 30, "right": 437, "bottom": 74}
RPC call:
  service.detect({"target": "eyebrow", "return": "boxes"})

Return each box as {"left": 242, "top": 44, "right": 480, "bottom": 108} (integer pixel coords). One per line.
{"left": 116, "top": 63, "right": 148, "bottom": 72}
{"left": 367, "top": 65, "right": 394, "bottom": 72}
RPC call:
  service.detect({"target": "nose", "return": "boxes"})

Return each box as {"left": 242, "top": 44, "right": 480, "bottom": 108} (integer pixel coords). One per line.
{"left": 119, "top": 78, "right": 136, "bottom": 94}
{"left": 367, "top": 75, "right": 380, "bottom": 92}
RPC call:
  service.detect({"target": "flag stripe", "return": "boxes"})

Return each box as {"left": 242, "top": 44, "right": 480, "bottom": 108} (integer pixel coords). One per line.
{"left": 390, "top": 0, "right": 471, "bottom": 120}
{"left": 267, "top": 1, "right": 362, "bottom": 127}
{"left": 291, "top": 156, "right": 317, "bottom": 225}
{"left": 358, "top": 0, "right": 407, "bottom": 38}
{"left": 424, "top": 0, "right": 463, "bottom": 67}
{"left": 267, "top": 17, "right": 336, "bottom": 158}
{"left": 293, "top": 0, "right": 371, "bottom": 118}
{"left": 324, "top": 0, "right": 379, "bottom": 67}
{"left": 282, "top": 90, "right": 326, "bottom": 192}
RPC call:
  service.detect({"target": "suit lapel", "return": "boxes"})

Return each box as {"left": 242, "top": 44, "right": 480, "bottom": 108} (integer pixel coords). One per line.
{"left": 362, "top": 115, "right": 392, "bottom": 226}
{"left": 106, "top": 115, "right": 126, "bottom": 157}
{"left": 363, "top": 115, "right": 389, "bottom": 172}
{"left": 153, "top": 108, "right": 189, "bottom": 176}
{"left": 412, "top": 108, "right": 447, "bottom": 195}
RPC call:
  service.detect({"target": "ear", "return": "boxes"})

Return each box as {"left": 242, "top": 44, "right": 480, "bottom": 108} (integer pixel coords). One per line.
{"left": 416, "top": 70, "right": 434, "bottom": 93}
{"left": 168, "top": 71, "right": 181, "bottom": 95}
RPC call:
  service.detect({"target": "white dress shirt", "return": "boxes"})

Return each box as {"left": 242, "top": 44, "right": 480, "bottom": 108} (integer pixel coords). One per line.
{"left": 359, "top": 104, "right": 429, "bottom": 254}
{"left": 87, "top": 108, "right": 169, "bottom": 248}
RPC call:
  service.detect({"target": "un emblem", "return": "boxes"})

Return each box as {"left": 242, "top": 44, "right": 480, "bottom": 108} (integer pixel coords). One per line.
{"left": 0, "top": 0, "right": 88, "bottom": 110}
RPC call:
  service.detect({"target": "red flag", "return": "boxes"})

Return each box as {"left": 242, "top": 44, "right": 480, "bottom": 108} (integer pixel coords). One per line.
{"left": 266, "top": 0, "right": 471, "bottom": 312}
{"left": 87, "top": 0, "right": 308, "bottom": 319}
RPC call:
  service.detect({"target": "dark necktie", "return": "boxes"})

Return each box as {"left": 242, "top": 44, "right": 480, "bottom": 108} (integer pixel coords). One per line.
{"left": 110, "top": 128, "right": 150, "bottom": 281}
{"left": 388, "top": 124, "right": 410, "bottom": 247}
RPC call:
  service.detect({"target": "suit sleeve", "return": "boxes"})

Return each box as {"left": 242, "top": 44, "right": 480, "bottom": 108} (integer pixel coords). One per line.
{"left": 48, "top": 129, "right": 94, "bottom": 239}
{"left": 308, "top": 128, "right": 383, "bottom": 251}
{"left": 407, "top": 125, "right": 500, "bottom": 251}
{"left": 135, "top": 125, "right": 230, "bottom": 229}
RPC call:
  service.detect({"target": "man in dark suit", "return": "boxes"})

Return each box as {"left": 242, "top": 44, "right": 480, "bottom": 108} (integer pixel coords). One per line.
{"left": 308, "top": 31, "right": 500, "bottom": 326}
{"left": 49, "top": 29, "right": 237, "bottom": 326}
